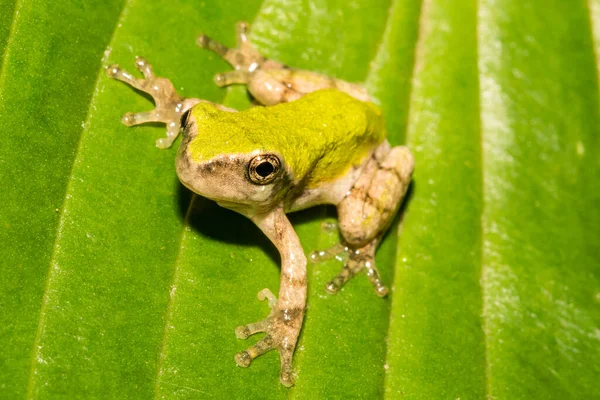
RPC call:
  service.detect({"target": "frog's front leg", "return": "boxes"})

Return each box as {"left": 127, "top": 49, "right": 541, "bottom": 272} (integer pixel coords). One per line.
{"left": 235, "top": 208, "right": 306, "bottom": 387}
{"left": 198, "top": 22, "right": 371, "bottom": 105}
{"left": 311, "top": 143, "right": 414, "bottom": 296}
{"left": 106, "top": 57, "right": 236, "bottom": 148}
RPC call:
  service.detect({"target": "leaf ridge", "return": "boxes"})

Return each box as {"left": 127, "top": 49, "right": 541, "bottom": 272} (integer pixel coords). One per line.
{"left": 380, "top": 0, "right": 426, "bottom": 397}
{"left": 0, "top": 0, "right": 22, "bottom": 86}
{"left": 24, "top": 1, "right": 133, "bottom": 397}
{"left": 588, "top": 0, "right": 600, "bottom": 83}
{"left": 360, "top": 0, "right": 418, "bottom": 395}
{"left": 153, "top": 195, "right": 198, "bottom": 399}
{"left": 365, "top": 0, "right": 401, "bottom": 88}
{"left": 475, "top": 0, "right": 492, "bottom": 397}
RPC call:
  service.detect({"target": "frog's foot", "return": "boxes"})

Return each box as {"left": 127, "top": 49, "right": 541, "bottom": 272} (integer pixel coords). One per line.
{"left": 197, "top": 21, "right": 284, "bottom": 87}
{"left": 106, "top": 56, "right": 200, "bottom": 148}
{"left": 234, "top": 288, "right": 302, "bottom": 387}
{"left": 309, "top": 241, "right": 388, "bottom": 297}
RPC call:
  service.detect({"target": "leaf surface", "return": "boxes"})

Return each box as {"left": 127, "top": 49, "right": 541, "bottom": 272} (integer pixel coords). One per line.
{"left": 1, "top": 0, "right": 598, "bottom": 398}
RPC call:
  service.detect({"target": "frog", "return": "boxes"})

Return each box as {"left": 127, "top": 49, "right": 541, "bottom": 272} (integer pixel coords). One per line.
{"left": 106, "top": 22, "right": 414, "bottom": 387}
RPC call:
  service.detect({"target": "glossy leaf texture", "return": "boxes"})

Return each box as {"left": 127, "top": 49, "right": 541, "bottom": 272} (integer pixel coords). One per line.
{"left": 1, "top": 0, "right": 598, "bottom": 399}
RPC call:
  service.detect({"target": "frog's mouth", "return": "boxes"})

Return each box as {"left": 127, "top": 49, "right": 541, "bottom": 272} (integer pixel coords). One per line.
{"left": 175, "top": 146, "right": 259, "bottom": 204}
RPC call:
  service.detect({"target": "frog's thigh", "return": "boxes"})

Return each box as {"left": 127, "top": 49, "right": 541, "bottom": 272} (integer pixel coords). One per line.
{"left": 337, "top": 145, "right": 414, "bottom": 247}
{"left": 246, "top": 69, "right": 303, "bottom": 106}
{"left": 247, "top": 69, "right": 371, "bottom": 105}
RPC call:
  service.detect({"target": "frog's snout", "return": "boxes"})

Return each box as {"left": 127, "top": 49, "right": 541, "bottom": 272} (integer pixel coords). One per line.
{"left": 174, "top": 145, "right": 196, "bottom": 191}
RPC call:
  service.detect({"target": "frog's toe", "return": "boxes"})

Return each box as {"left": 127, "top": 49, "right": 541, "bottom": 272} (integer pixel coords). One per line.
{"left": 308, "top": 243, "right": 348, "bottom": 263}
{"left": 234, "top": 328, "right": 297, "bottom": 387}
{"left": 196, "top": 34, "right": 229, "bottom": 57}
{"left": 214, "top": 70, "right": 249, "bottom": 87}
{"left": 121, "top": 112, "right": 135, "bottom": 126}
{"left": 235, "top": 319, "right": 269, "bottom": 339}
{"left": 234, "top": 288, "right": 300, "bottom": 387}
{"left": 364, "top": 259, "right": 389, "bottom": 297}
{"left": 105, "top": 63, "right": 133, "bottom": 84}
{"left": 197, "top": 21, "right": 269, "bottom": 75}
{"left": 234, "top": 334, "right": 275, "bottom": 367}
{"left": 121, "top": 110, "right": 159, "bottom": 126}
{"left": 314, "top": 241, "right": 389, "bottom": 296}
{"left": 278, "top": 345, "right": 295, "bottom": 387}
{"left": 134, "top": 56, "right": 154, "bottom": 78}
{"left": 235, "top": 288, "right": 277, "bottom": 339}
{"left": 156, "top": 121, "right": 180, "bottom": 149}
{"left": 324, "top": 263, "right": 355, "bottom": 294}
{"left": 105, "top": 63, "right": 119, "bottom": 77}
{"left": 235, "top": 21, "right": 251, "bottom": 46}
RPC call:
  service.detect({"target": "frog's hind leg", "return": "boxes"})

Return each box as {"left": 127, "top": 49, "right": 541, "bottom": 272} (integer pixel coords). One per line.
{"left": 197, "top": 21, "right": 284, "bottom": 79}
{"left": 310, "top": 143, "right": 414, "bottom": 296}
{"left": 197, "top": 22, "right": 371, "bottom": 105}
{"left": 106, "top": 56, "right": 201, "bottom": 148}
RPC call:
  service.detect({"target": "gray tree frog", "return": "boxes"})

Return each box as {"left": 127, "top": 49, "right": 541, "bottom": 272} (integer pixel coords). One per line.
{"left": 106, "top": 22, "right": 413, "bottom": 387}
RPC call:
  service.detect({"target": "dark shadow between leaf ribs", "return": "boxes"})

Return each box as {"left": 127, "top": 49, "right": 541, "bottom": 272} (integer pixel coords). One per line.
{"left": 177, "top": 181, "right": 280, "bottom": 267}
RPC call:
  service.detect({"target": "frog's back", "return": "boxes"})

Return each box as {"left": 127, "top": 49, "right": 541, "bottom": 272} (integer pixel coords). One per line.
{"left": 189, "top": 89, "right": 386, "bottom": 186}
{"left": 247, "top": 89, "right": 386, "bottom": 185}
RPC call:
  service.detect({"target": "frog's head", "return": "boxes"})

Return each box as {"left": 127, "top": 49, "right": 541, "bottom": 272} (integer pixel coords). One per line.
{"left": 175, "top": 103, "right": 293, "bottom": 213}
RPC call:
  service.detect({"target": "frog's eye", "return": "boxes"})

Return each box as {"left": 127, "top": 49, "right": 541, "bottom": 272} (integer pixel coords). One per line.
{"left": 180, "top": 109, "right": 191, "bottom": 130}
{"left": 248, "top": 154, "right": 281, "bottom": 185}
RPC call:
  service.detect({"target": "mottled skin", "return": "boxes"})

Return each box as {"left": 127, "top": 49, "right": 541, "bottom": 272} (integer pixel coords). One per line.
{"left": 106, "top": 22, "right": 413, "bottom": 387}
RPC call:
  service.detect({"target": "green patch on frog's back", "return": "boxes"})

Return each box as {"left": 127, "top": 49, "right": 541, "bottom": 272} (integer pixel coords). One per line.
{"left": 187, "top": 89, "right": 386, "bottom": 186}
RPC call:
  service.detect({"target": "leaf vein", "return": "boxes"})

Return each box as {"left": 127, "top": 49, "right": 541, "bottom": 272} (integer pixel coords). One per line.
{"left": 362, "top": 0, "right": 415, "bottom": 396}
{"left": 153, "top": 195, "right": 197, "bottom": 400}
{"left": 475, "top": 0, "right": 492, "bottom": 397}
{"left": 0, "top": 0, "right": 22, "bottom": 88}
{"left": 377, "top": 0, "right": 425, "bottom": 396}
{"left": 587, "top": 0, "right": 600, "bottom": 87}
{"left": 24, "top": 1, "right": 133, "bottom": 397}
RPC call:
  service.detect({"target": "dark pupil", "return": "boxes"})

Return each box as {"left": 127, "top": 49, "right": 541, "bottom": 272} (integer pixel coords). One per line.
{"left": 180, "top": 109, "right": 191, "bottom": 129}
{"left": 256, "top": 161, "right": 274, "bottom": 178}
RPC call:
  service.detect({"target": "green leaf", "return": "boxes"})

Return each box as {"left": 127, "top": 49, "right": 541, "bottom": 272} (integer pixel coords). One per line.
{"left": 1, "top": 0, "right": 598, "bottom": 399}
